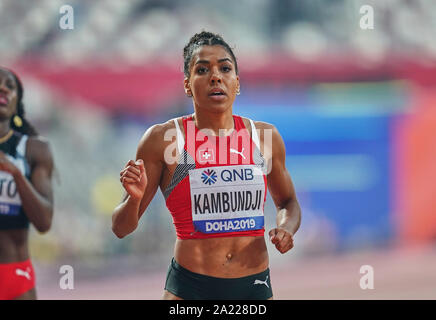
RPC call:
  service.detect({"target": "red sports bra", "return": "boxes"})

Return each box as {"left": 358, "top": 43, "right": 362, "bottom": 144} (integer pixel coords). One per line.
{"left": 164, "top": 115, "right": 267, "bottom": 240}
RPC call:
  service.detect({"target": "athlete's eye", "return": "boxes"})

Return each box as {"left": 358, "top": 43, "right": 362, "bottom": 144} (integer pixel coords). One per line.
{"left": 6, "top": 80, "right": 15, "bottom": 90}
{"left": 221, "top": 65, "right": 232, "bottom": 72}
{"left": 196, "top": 67, "right": 208, "bottom": 74}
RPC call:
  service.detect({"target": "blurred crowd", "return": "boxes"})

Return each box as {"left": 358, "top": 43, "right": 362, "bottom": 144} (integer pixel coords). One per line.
{"left": 1, "top": 0, "right": 435, "bottom": 64}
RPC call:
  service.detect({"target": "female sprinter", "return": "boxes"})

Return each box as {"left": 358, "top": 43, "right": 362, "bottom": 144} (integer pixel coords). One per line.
{"left": 0, "top": 68, "right": 54, "bottom": 300}
{"left": 112, "top": 31, "right": 301, "bottom": 300}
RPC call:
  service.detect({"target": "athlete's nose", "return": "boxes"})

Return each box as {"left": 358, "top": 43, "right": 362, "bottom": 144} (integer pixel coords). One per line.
{"left": 0, "top": 79, "right": 9, "bottom": 94}
{"left": 209, "top": 67, "right": 222, "bottom": 85}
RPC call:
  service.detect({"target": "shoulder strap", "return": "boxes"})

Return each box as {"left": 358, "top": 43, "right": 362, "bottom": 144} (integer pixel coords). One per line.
{"left": 249, "top": 119, "right": 260, "bottom": 150}
{"left": 16, "top": 134, "right": 28, "bottom": 157}
{"left": 173, "top": 118, "right": 185, "bottom": 155}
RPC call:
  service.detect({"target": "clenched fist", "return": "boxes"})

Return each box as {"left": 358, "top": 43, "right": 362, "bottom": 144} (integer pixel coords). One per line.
{"left": 0, "top": 151, "right": 19, "bottom": 176}
{"left": 269, "top": 227, "right": 294, "bottom": 254}
{"left": 119, "top": 159, "right": 147, "bottom": 201}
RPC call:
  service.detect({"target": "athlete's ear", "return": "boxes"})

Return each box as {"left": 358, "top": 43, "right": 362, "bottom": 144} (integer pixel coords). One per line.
{"left": 184, "top": 78, "right": 192, "bottom": 97}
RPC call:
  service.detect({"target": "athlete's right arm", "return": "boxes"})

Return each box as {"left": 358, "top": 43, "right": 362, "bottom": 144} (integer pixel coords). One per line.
{"left": 111, "top": 125, "right": 164, "bottom": 238}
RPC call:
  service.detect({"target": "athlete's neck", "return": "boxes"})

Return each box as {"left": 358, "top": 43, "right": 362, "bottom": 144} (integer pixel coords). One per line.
{"left": 0, "top": 119, "right": 12, "bottom": 138}
{"left": 192, "top": 110, "right": 234, "bottom": 137}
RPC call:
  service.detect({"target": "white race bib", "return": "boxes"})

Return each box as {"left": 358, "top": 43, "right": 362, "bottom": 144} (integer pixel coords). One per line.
{"left": 189, "top": 165, "right": 265, "bottom": 233}
{"left": 0, "top": 171, "right": 21, "bottom": 216}
{"left": 0, "top": 154, "right": 25, "bottom": 216}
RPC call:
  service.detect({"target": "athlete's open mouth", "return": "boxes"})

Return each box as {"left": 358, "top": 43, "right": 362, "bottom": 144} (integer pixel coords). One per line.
{"left": 0, "top": 94, "right": 9, "bottom": 106}
{"left": 208, "top": 88, "right": 226, "bottom": 96}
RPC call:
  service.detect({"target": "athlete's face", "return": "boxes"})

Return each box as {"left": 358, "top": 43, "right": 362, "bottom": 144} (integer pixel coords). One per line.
{"left": 184, "top": 45, "right": 239, "bottom": 114}
{"left": 0, "top": 69, "right": 18, "bottom": 120}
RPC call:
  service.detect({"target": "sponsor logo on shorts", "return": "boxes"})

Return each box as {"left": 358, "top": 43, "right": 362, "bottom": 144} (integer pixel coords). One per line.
{"left": 15, "top": 267, "right": 32, "bottom": 280}
{"left": 253, "top": 275, "right": 269, "bottom": 288}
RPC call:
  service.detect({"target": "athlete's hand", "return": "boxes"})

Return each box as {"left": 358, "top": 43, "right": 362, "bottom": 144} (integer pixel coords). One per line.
{"left": 120, "top": 159, "right": 147, "bottom": 201}
{"left": 0, "top": 151, "right": 19, "bottom": 176}
{"left": 269, "top": 228, "right": 294, "bottom": 254}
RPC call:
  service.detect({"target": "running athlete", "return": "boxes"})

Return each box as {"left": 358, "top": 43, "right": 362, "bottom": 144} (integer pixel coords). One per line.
{"left": 112, "top": 31, "right": 301, "bottom": 300}
{"left": 0, "top": 68, "right": 54, "bottom": 300}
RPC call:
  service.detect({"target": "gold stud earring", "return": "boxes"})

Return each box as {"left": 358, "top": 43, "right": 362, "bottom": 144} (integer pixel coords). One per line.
{"left": 13, "top": 115, "right": 23, "bottom": 127}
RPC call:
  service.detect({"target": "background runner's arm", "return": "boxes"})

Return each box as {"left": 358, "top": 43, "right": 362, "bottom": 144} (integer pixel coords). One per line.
{"left": 112, "top": 125, "right": 164, "bottom": 238}
{"left": 266, "top": 125, "right": 301, "bottom": 253}
{"left": 0, "top": 138, "right": 54, "bottom": 233}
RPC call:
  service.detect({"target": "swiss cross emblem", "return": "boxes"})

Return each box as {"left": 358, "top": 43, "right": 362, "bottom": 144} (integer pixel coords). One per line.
{"left": 198, "top": 148, "right": 215, "bottom": 163}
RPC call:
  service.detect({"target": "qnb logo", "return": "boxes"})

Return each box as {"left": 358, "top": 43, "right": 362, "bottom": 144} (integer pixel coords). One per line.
{"left": 221, "top": 168, "right": 254, "bottom": 182}
{"left": 201, "top": 169, "right": 217, "bottom": 185}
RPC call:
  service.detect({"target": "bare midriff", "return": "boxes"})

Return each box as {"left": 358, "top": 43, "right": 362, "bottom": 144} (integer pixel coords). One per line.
{"left": 0, "top": 229, "right": 29, "bottom": 263}
{"left": 174, "top": 235, "right": 269, "bottom": 278}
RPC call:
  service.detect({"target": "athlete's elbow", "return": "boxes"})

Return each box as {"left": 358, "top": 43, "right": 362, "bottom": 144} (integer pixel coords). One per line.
{"left": 34, "top": 209, "right": 53, "bottom": 233}
{"left": 112, "top": 227, "right": 127, "bottom": 239}
{"left": 112, "top": 223, "right": 125, "bottom": 238}
{"left": 35, "top": 218, "right": 52, "bottom": 234}
{"left": 113, "top": 229, "right": 125, "bottom": 239}
{"left": 111, "top": 204, "right": 141, "bottom": 238}
{"left": 112, "top": 222, "right": 136, "bottom": 239}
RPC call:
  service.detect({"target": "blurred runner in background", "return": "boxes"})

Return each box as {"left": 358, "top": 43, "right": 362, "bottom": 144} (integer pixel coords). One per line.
{"left": 0, "top": 67, "right": 55, "bottom": 300}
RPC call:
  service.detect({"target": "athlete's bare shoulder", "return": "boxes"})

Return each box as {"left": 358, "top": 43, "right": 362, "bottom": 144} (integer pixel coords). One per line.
{"left": 253, "top": 120, "right": 276, "bottom": 131}
{"left": 252, "top": 120, "right": 282, "bottom": 141}
{"left": 26, "top": 135, "right": 54, "bottom": 168}
{"left": 239, "top": 117, "right": 279, "bottom": 140}
{"left": 137, "top": 118, "right": 180, "bottom": 161}
{"left": 140, "top": 118, "right": 178, "bottom": 141}
{"left": 239, "top": 116, "right": 275, "bottom": 130}
{"left": 26, "top": 135, "right": 51, "bottom": 151}
{"left": 239, "top": 117, "right": 283, "bottom": 165}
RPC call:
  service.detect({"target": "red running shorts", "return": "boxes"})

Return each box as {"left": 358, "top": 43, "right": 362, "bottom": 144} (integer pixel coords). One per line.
{"left": 0, "top": 259, "right": 35, "bottom": 300}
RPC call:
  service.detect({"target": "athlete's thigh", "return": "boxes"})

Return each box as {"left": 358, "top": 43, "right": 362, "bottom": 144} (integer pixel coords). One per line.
{"left": 14, "top": 288, "right": 37, "bottom": 300}
{"left": 162, "top": 289, "right": 183, "bottom": 300}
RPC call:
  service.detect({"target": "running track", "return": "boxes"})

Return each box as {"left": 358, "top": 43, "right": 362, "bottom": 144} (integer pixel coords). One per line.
{"left": 35, "top": 245, "right": 436, "bottom": 300}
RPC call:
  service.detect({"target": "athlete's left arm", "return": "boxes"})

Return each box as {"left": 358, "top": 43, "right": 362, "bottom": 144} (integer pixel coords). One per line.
{"left": 264, "top": 124, "right": 301, "bottom": 254}
{"left": 0, "top": 137, "right": 54, "bottom": 233}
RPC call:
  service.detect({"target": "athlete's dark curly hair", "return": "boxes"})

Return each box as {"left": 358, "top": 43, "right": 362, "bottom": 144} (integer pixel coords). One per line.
{"left": 183, "top": 31, "right": 239, "bottom": 79}
{"left": 2, "top": 68, "right": 38, "bottom": 137}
